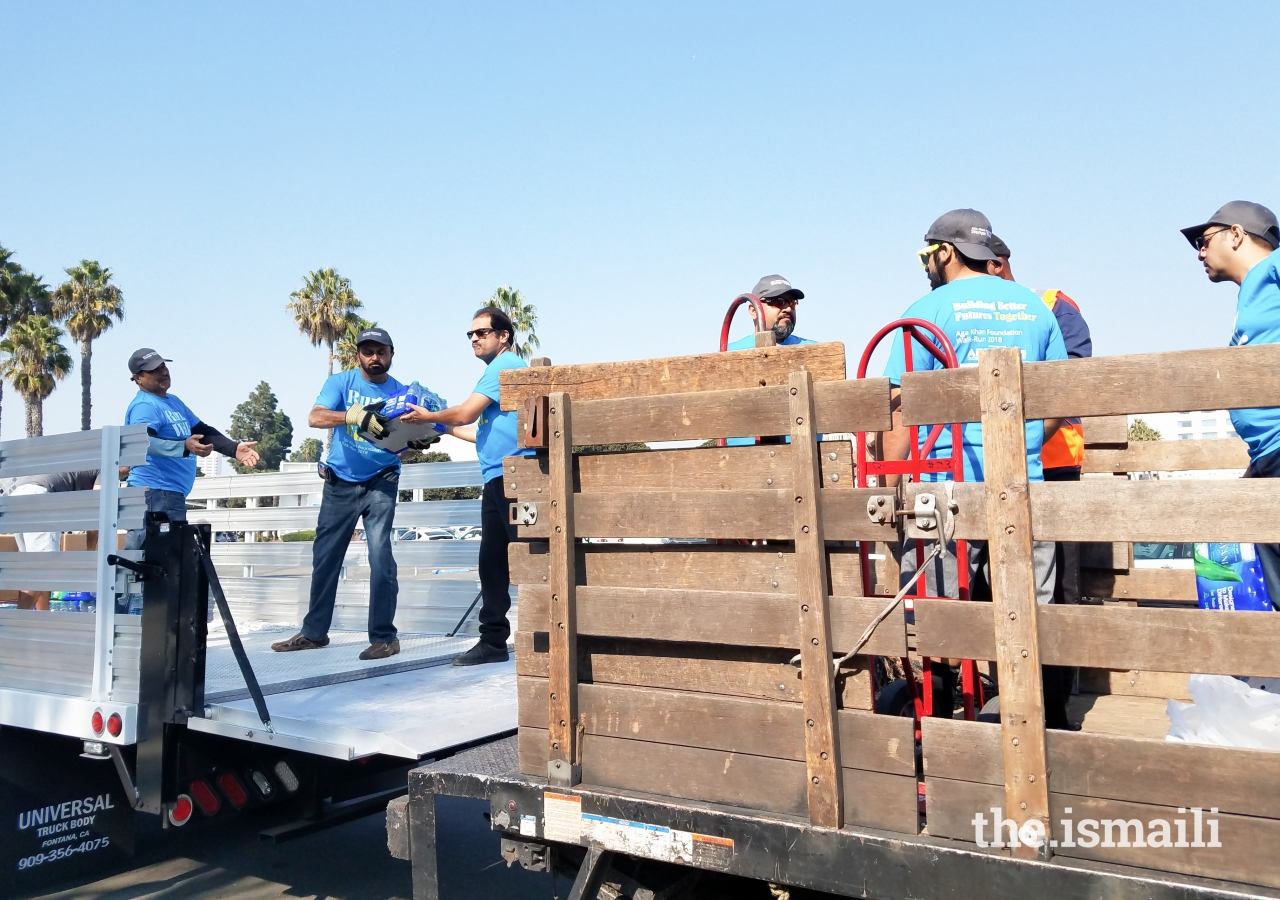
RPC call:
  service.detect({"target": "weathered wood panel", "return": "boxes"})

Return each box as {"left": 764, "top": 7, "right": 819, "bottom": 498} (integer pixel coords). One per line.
{"left": 914, "top": 600, "right": 1280, "bottom": 677}
{"left": 499, "top": 342, "right": 848, "bottom": 411}
{"left": 901, "top": 344, "right": 1280, "bottom": 425}
{"left": 1077, "top": 668, "right": 1191, "bottom": 701}
{"left": 1082, "top": 416, "right": 1128, "bottom": 446}
{"left": 1081, "top": 567, "right": 1196, "bottom": 603}
{"left": 519, "top": 585, "right": 906, "bottom": 655}
{"left": 502, "top": 442, "right": 856, "bottom": 496}
{"left": 513, "top": 633, "right": 874, "bottom": 709}
{"left": 1084, "top": 438, "right": 1250, "bottom": 474}
{"left": 545, "top": 392, "right": 579, "bottom": 783}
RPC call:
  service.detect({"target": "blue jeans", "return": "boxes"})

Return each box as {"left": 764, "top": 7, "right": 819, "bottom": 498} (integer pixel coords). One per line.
{"left": 125, "top": 488, "right": 189, "bottom": 550}
{"left": 302, "top": 469, "right": 399, "bottom": 643}
{"left": 1245, "top": 447, "right": 1280, "bottom": 610}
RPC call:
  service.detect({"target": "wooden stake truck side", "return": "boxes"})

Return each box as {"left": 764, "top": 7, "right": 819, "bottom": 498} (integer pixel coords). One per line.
{"left": 400, "top": 339, "right": 1280, "bottom": 899}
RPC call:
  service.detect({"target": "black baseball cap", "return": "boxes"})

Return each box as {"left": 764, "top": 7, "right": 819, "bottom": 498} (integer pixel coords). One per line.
{"left": 1181, "top": 201, "right": 1280, "bottom": 251}
{"left": 925, "top": 209, "right": 998, "bottom": 262}
{"left": 751, "top": 275, "right": 804, "bottom": 301}
{"left": 356, "top": 327, "right": 394, "bottom": 348}
{"left": 128, "top": 348, "right": 170, "bottom": 375}
{"left": 989, "top": 234, "right": 1011, "bottom": 259}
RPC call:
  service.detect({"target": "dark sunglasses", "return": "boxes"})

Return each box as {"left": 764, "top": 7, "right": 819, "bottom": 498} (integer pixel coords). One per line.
{"left": 466, "top": 327, "right": 495, "bottom": 339}
{"left": 1193, "top": 227, "right": 1232, "bottom": 252}
{"left": 762, "top": 296, "right": 799, "bottom": 309}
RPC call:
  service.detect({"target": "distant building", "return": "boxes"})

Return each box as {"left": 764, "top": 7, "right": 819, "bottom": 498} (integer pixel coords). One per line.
{"left": 197, "top": 454, "right": 236, "bottom": 478}
{"left": 1130, "top": 410, "right": 1238, "bottom": 442}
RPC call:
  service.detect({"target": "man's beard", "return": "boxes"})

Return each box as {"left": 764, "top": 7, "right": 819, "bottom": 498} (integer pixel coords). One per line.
{"left": 927, "top": 260, "right": 947, "bottom": 290}
{"left": 772, "top": 315, "right": 796, "bottom": 342}
{"left": 361, "top": 360, "right": 389, "bottom": 377}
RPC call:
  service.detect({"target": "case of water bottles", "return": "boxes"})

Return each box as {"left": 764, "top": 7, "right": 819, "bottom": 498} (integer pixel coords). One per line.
{"left": 1194, "top": 543, "right": 1275, "bottom": 611}
{"left": 381, "top": 381, "right": 447, "bottom": 425}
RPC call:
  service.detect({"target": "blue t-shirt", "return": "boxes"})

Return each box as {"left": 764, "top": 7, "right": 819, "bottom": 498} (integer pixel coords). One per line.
{"left": 316, "top": 370, "right": 404, "bottom": 482}
{"left": 884, "top": 276, "right": 1068, "bottom": 482}
{"left": 126, "top": 391, "right": 200, "bottom": 494}
{"left": 725, "top": 334, "right": 815, "bottom": 446}
{"left": 1229, "top": 249, "right": 1280, "bottom": 463}
{"left": 475, "top": 351, "right": 528, "bottom": 483}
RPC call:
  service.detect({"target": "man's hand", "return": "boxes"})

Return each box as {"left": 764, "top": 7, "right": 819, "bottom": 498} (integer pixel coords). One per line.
{"left": 235, "top": 441, "right": 260, "bottom": 467}
{"left": 406, "top": 434, "right": 441, "bottom": 451}
{"left": 400, "top": 403, "right": 437, "bottom": 425}
{"left": 346, "top": 401, "right": 390, "bottom": 439}
{"left": 184, "top": 435, "right": 214, "bottom": 457}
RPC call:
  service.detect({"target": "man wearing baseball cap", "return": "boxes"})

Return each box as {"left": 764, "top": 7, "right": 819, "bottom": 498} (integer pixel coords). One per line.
{"left": 272, "top": 327, "right": 409, "bottom": 660}
{"left": 1182, "top": 200, "right": 1280, "bottom": 606}
{"left": 124, "top": 349, "right": 259, "bottom": 549}
{"left": 726, "top": 275, "right": 814, "bottom": 350}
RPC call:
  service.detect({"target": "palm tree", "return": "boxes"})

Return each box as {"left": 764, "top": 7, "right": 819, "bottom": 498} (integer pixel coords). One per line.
{"left": 489, "top": 286, "right": 540, "bottom": 359}
{"left": 287, "top": 268, "right": 362, "bottom": 377}
{"left": 0, "top": 316, "right": 72, "bottom": 437}
{"left": 52, "top": 260, "right": 125, "bottom": 431}
{"left": 0, "top": 263, "right": 52, "bottom": 437}
{"left": 334, "top": 315, "right": 378, "bottom": 372}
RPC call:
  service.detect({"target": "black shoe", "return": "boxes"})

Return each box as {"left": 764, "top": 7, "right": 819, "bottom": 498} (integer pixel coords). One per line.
{"left": 452, "top": 641, "right": 509, "bottom": 666}
{"left": 359, "top": 640, "right": 400, "bottom": 661}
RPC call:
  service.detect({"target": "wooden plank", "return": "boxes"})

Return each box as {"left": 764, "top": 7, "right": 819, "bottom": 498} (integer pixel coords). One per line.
{"left": 516, "top": 726, "right": 917, "bottom": 833}
{"left": 513, "top": 633, "right": 874, "bottom": 709}
{"left": 1084, "top": 438, "right": 1250, "bottom": 474}
{"left": 508, "top": 542, "right": 864, "bottom": 597}
{"left": 979, "top": 348, "right": 1051, "bottom": 858}
{"left": 914, "top": 600, "right": 1280, "bottom": 677}
{"left": 515, "top": 378, "right": 891, "bottom": 447}
{"left": 1081, "top": 567, "right": 1196, "bottom": 603}
{"left": 502, "top": 442, "right": 856, "bottom": 496}
{"left": 1082, "top": 415, "right": 1128, "bottom": 446}
{"left": 498, "top": 342, "right": 847, "bottom": 411}
{"left": 1077, "top": 668, "right": 1190, "bottom": 701}
{"left": 789, "top": 371, "right": 842, "bottom": 827}
{"left": 925, "top": 776, "right": 1280, "bottom": 890}
{"left": 902, "top": 344, "right": 1280, "bottom": 425}
{"left": 1065, "top": 693, "right": 1172, "bottom": 740}
{"left": 546, "top": 391, "right": 579, "bottom": 785}
{"left": 519, "top": 585, "right": 907, "bottom": 656}
{"left": 516, "top": 487, "right": 896, "bottom": 542}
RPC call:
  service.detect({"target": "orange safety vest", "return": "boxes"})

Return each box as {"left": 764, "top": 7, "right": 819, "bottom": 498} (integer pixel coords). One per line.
{"left": 1040, "top": 289, "right": 1086, "bottom": 470}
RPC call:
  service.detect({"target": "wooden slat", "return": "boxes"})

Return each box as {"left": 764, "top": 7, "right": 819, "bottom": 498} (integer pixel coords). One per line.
{"left": 978, "top": 348, "right": 1051, "bottom": 858}
{"left": 517, "top": 726, "right": 917, "bottom": 833}
{"left": 901, "top": 343, "right": 1280, "bottom": 425}
{"left": 519, "top": 585, "right": 907, "bottom": 655}
{"left": 517, "top": 678, "right": 911, "bottom": 776}
{"left": 498, "top": 342, "right": 847, "bottom": 411}
{"left": 924, "top": 775, "right": 1280, "bottom": 889}
{"left": 1065, "top": 693, "right": 1173, "bottom": 739}
{"left": 1082, "top": 415, "right": 1128, "bottom": 446}
{"left": 546, "top": 392, "right": 578, "bottom": 784}
{"left": 509, "top": 542, "right": 864, "bottom": 596}
{"left": 789, "top": 371, "right": 842, "bottom": 827}
{"left": 1081, "top": 567, "right": 1196, "bottom": 603}
{"left": 1077, "top": 668, "right": 1190, "bottom": 701}
{"left": 514, "top": 632, "right": 874, "bottom": 708}
{"left": 515, "top": 378, "right": 891, "bottom": 447}
{"left": 914, "top": 600, "right": 1280, "bottom": 677}
{"left": 502, "top": 442, "right": 856, "bottom": 497}
{"left": 516, "top": 488, "right": 895, "bottom": 542}
{"left": 1084, "top": 438, "right": 1250, "bottom": 474}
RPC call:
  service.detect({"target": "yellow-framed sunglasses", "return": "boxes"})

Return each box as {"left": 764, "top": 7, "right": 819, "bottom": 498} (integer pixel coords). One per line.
{"left": 917, "top": 243, "right": 942, "bottom": 268}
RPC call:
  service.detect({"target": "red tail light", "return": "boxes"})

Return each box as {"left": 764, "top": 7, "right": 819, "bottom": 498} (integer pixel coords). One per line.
{"left": 168, "top": 795, "right": 194, "bottom": 826}
{"left": 106, "top": 713, "right": 122, "bottom": 737}
{"left": 90, "top": 710, "right": 104, "bottom": 735}
{"left": 189, "top": 779, "right": 221, "bottom": 816}
{"left": 216, "top": 772, "right": 249, "bottom": 809}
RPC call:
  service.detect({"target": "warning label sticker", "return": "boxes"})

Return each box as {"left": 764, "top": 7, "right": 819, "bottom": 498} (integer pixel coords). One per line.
{"left": 579, "top": 812, "right": 734, "bottom": 870}
{"left": 542, "top": 792, "right": 582, "bottom": 843}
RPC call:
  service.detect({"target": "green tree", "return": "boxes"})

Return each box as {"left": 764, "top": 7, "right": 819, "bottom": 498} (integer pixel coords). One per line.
{"left": 0, "top": 259, "right": 52, "bottom": 437}
{"left": 289, "top": 437, "right": 324, "bottom": 463}
{"left": 0, "top": 316, "right": 72, "bottom": 437}
{"left": 228, "top": 382, "right": 294, "bottom": 473}
{"left": 287, "top": 268, "right": 362, "bottom": 377}
{"left": 488, "top": 286, "right": 540, "bottom": 359}
{"left": 52, "top": 260, "right": 125, "bottom": 431}
{"left": 1128, "top": 419, "right": 1162, "bottom": 442}
{"left": 334, "top": 315, "right": 378, "bottom": 372}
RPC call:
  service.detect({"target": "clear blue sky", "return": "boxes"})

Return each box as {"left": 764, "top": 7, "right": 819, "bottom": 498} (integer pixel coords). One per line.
{"left": 3, "top": 2, "right": 1277, "bottom": 446}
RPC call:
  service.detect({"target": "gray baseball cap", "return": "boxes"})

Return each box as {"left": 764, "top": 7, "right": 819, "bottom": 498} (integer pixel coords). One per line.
{"left": 1181, "top": 201, "right": 1280, "bottom": 250}
{"left": 128, "top": 348, "right": 170, "bottom": 375}
{"left": 925, "top": 209, "right": 998, "bottom": 262}
{"left": 989, "top": 234, "right": 1011, "bottom": 259}
{"left": 356, "top": 327, "right": 394, "bottom": 348}
{"left": 751, "top": 275, "right": 804, "bottom": 301}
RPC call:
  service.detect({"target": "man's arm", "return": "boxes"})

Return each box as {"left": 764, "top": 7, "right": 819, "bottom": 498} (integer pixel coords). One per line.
{"left": 192, "top": 422, "right": 259, "bottom": 467}
{"left": 309, "top": 405, "right": 347, "bottom": 428}
{"left": 449, "top": 425, "right": 477, "bottom": 444}
{"left": 401, "top": 392, "right": 492, "bottom": 428}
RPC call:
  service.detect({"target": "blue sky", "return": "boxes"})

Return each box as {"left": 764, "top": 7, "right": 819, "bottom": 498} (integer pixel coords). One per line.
{"left": 2, "top": 2, "right": 1277, "bottom": 449}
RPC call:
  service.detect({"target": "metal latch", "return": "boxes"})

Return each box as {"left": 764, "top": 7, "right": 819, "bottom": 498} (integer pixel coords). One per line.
{"left": 866, "top": 494, "right": 895, "bottom": 525}
{"left": 510, "top": 501, "right": 538, "bottom": 526}
{"left": 911, "top": 491, "right": 939, "bottom": 532}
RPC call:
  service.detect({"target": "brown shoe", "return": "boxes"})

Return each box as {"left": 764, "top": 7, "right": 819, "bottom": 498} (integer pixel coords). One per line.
{"left": 359, "top": 640, "right": 400, "bottom": 661}
{"left": 271, "top": 632, "right": 330, "bottom": 652}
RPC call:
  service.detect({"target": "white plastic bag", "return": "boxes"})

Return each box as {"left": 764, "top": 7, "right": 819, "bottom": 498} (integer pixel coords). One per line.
{"left": 1166, "top": 674, "right": 1280, "bottom": 750}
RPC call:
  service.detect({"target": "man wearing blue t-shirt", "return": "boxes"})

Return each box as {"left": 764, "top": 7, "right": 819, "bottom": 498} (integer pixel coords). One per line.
{"left": 1182, "top": 200, "right": 1280, "bottom": 607}
{"left": 272, "top": 328, "right": 407, "bottom": 660}
{"left": 403, "top": 307, "right": 528, "bottom": 665}
{"left": 725, "top": 275, "right": 813, "bottom": 351}
{"left": 124, "top": 348, "right": 259, "bottom": 548}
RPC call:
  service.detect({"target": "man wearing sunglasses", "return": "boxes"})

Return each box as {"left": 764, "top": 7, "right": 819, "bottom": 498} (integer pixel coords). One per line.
{"left": 401, "top": 307, "right": 529, "bottom": 665}
{"left": 1182, "top": 200, "right": 1280, "bottom": 607}
{"left": 726, "top": 275, "right": 812, "bottom": 349}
